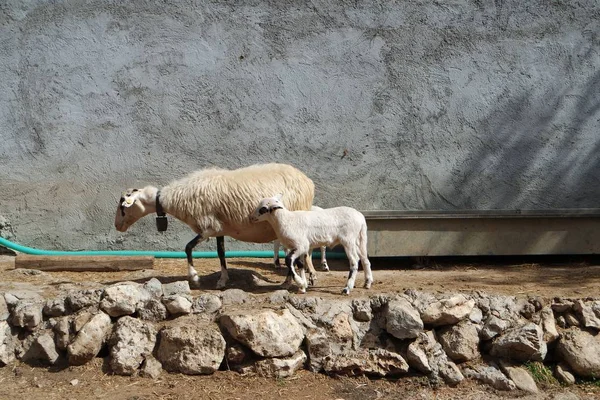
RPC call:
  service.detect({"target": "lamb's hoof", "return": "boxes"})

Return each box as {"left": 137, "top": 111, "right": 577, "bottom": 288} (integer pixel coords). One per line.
{"left": 274, "top": 260, "right": 282, "bottom": 269}
{"left": 308, "top": 274, "right": 316, "bottom": 286}
{"left": 364, "top": 281, "right": 373, "bottom": 289}
{"left": 321, "top": 262, "right": 329, "bottom": 272}
{"left": 341, "top": 288, "right": 350, "bottom": 295}
{"left": 298, "top": 286, "right": 307, "bottom": 294}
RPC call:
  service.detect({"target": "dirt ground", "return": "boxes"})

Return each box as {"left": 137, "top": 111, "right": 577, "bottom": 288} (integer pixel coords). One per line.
{"left": 1, "top": 254, "right": 600, "bottom": 399}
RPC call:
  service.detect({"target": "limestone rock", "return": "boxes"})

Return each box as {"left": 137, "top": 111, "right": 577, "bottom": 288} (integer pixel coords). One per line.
{"left": 192, "top": 294, "right": 222, "bottom": 316}
{"left": 162, "top": 281, "right": 190, "bottom": 297}
{"left": 226, "top": 344, "right": 250, "bottom": 366}
{"left": 384, "top": 297, "right": 423, "bottom": 339}
{"left": 11, "top": 301, "right": 43, "bottom": 330}
{"left": 137, "top": 299, "right": 168, "bottom": 322}
{"left": 143, "top": 278, "right": 163, "bottom": 298}
{"left": 109, "top": 316, "right": 157, "bottom": 375}
{"left": 220, "top": 289, "right": 251, "bottom": 306}
{"left": 421, "top": 295, "right": 475, "bottom": 326}
{"left": 26, "top": 333, "right": 59, "bottom": 365}
{"left": 0, "top": 321, "right": 15, "bottom": 366}
{"left": 564, "top": 313, "right": 580, "bottom": 327}
{"left": 556, "top": 328, "right": 600, "bottom": 378}
{"left": 406, "top": 331, "right": 464, "bottom": 386}
{"left": 481, "top": 315, "right": 511, "bottom": 340}
{"left": 552, "top": 300, "right": 573, "bottom": 313}
{"left": 141, "top": 355, "right": 162, "bottom": 379}
{"left": 323, "top": 349, "right": 409, "bottom": 377}
{"left": 220, "top": 309, "right": 304, "bottom": 357}
{"left": 541, "top": 306, "right": 559, "bottom": 343}
{"left": 157, "top": 317, "right": 225, "bottom": 375}
{"left": 67, "top": 289, "right": 103, "bottom": 312}
{"left": 437, "top": 321, "right": 480, "bottom": 362}
{"left": 554, "top": 363, "right": 576, "bottom": 385}
{"left": 463, "top": 364, "right": 516, "bottom": 391}
{"left": 4, "top": 290, "right": 43, "bottom": 308}
{"left": 43, "top": 296, "right": 68, "bottom": 318}
{"left": 255, "top": 350, "right": 307, "bottom": 378}
{"left": 490, "top": 323, "right": 547, "bottom": 362}
{"left": 268, "top": 290, "right": 289, "bottom": 305}
{"left": 163, "top": 295, "right": 192, "bottom": 315}
{"left": 73, "top": 310, "right": 93, "bottom": 332}
{"left": 67, "top": 312, "right": 112, "bottom": 365}
{"left": 573, "top": 300, "right": 600, "bottom": 330}
{"left": 352, "top": 298, "right": 372, "bottom": 322}
{"left": 101, "top": 283, "right": 149, "bottom": 317}
{"left": 0, "top": 295, "right": 8, "bottom": 321}
{"left": 53, "top": 316, "right": 71, "bottom": 350}
{"left": 498, "top": 360, "right": 538, "bottom": 393}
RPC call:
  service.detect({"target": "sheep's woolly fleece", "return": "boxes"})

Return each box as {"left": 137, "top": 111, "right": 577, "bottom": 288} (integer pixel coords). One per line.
{"left": 161, "top": 162, "right": 315, "bottom": 230}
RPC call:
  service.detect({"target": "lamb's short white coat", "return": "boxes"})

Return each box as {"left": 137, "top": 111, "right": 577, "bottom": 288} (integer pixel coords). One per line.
{"left": 252, "top": 195, "right": 373, "bottom": 294}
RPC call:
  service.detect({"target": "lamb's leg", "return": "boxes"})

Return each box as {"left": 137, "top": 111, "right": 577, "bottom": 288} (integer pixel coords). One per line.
{"left": 342, "top": 249, "right": 359, "bottom": 295}
{"left": 284, "top": 250, "right": 307, "bottom": 293}
{"left": 358, "top": 227, "right": 373, "bottom": 289}
{"left": 185, "top": 234, "right": 203, "bottom": 286}
{"left": 320, "top": 246, "right": 329, "bottom": 271}
{"left": 216, "top": 236, "right": 229, "bottom": 289}
{"left": 273, "top": 241, "right": 282, "bottom": 268}
{"left": 305, "top": 252, "right": 317, "bottom": 286}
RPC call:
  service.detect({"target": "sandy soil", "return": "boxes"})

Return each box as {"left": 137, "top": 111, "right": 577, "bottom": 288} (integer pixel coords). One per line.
{"left": 1, "top": 254, "right": 599, "bottom": 399}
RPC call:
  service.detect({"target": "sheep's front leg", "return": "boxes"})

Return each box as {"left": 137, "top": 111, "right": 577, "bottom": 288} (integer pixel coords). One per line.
{"left": 185, "top": 234, "right": 203, "bottom": 286}
{"left": 216, "top": 236, "right": 229, "bottom": 289}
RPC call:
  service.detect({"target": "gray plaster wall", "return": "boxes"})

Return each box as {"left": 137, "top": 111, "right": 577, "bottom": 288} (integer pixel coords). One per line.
{"left": 1, "top": 0, "right": 599, "bottom": 251}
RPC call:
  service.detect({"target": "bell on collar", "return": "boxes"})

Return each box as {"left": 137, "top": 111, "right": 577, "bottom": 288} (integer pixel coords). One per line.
{"left": 156, "top": 215, "right": 168, "bottom": 232}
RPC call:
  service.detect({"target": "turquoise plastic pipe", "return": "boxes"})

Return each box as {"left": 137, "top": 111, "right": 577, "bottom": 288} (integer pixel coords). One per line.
{"left": 0, "top": 236, "right": 345, "bottom": 259}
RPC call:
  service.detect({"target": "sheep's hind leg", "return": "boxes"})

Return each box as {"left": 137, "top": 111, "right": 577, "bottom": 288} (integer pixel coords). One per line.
{"left": 185, "top": 234, "right": 203, "bottom": 286}
{"left": 216, "top": 236, "right": 229, "bottom": 289}
{"left": 320, "top": 246, "right": 329, "bottom": 271}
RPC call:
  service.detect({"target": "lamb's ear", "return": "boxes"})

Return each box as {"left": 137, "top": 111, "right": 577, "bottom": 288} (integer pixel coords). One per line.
{"left": 274, "top": 193, "right": 283, "bottom": 201}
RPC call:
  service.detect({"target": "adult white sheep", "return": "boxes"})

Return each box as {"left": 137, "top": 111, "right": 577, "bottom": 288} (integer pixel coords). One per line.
{"left": 251, "top": 195, "right": 373, "bottom": 295}
{"left": 273, "top": 206, "right": 330, "bottom": 272}
{"left": 114, "top": 163, "right": 316, "bottom": 289}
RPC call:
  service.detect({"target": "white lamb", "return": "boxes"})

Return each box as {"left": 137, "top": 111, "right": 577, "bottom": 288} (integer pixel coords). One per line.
{"left": 273, "top": 205, "right": 330, "bottom": 272}
{"left": 114, "top": 163, "right": 317, "bottom": 289}
{"left": 251, "top": 195, "right": 373, "bottom": 295}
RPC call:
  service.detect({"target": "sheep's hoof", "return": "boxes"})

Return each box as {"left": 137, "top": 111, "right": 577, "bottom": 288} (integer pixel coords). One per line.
{"left": 341, "top": 288, "right": 350, "bottom": 295}
{"left": 216, "top": 279, "right": 228, "bottom": 290}
{"left": 364, "top": 281, "right": 373, "bottom": 289}
{"left": 189, "top": 275, "right": 200, "bottom": 288}
{"left": 308, "top": 274, "right": 316, "bottom": 286}
{"left": 274, "top": 260, "right": 282, "bottom": 269}
{"left": 321, "top": 262, "right": 329, "bottom": 272}
{"left": 298, "top": 287, "right": 307, "bottom": 294}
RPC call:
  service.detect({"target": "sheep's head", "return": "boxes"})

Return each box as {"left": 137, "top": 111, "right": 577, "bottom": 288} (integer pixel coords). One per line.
{"left": 250, "top": 194, "right": 285, "bottom": 223}
{"left": 114, "top": 186, "right": 158, "bottom": 232}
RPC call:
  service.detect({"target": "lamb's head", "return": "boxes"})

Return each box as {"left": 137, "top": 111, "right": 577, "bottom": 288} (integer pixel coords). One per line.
{"left": 250, "top": 194, "right": 285, "bottom": 223}
{"left": 114, "top": 186, "right": 159, "bottom": 232}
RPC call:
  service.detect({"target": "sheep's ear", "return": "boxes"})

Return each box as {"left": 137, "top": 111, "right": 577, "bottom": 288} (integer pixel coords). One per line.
{"left": 274, "top": 193, "right": 283, "bottom": 201}
{"left": 122, "top": 190, "right": 140, "bottom": 208}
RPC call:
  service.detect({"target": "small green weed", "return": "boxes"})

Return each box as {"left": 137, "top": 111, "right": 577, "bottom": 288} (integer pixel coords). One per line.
{"left": 525, "top": 362, "right": 558, "bottom": 385}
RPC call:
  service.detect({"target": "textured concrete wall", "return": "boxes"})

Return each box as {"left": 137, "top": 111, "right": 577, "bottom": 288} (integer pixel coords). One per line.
{"left": 1, "top": 0, "right": 599, "bottom": 251}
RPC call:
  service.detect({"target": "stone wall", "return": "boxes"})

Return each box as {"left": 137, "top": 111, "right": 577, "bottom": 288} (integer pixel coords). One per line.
{"left": 1, "top": 280, "right": 598, "bottom": 392}
{"left": 1, "top": 0, "right": 599, "bottom": 251}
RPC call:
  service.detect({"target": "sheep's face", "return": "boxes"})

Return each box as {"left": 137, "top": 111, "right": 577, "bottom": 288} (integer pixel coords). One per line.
{"left": 115, "top": 188, "right": 148, "bottom": 232}
{"left": 250, "top": 195, "right": 284, "bottom": 223}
